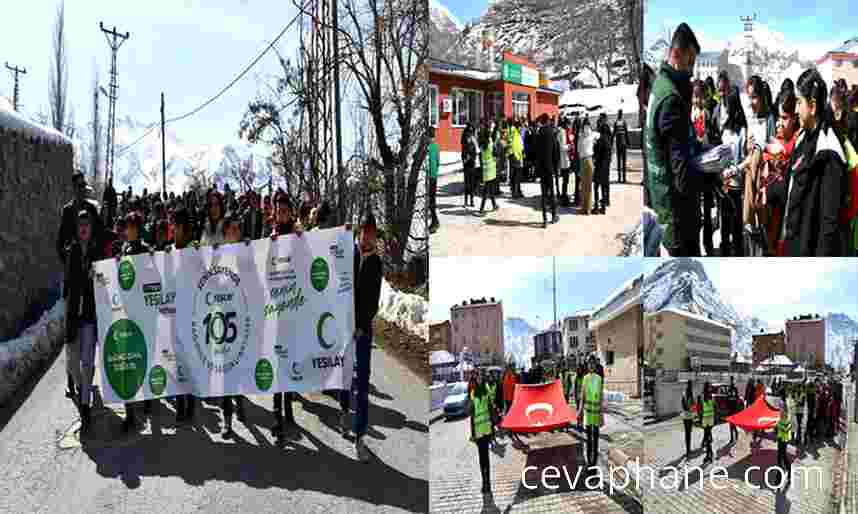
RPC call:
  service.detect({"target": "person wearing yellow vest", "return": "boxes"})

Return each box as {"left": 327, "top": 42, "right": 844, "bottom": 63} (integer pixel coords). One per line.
{"left": 582, "top": 354, "right": 605, "bottom": 470}
{"left": 478, "top": 126, "right": 498, "bottom": 213}
{"left": 776, "top": 388, "right": 793, "bottom": 482}
{"left": 486, "top": 374, "right": 499, "bottom": 448}
{"left": 507, "top": 121, "right": 525, "bottom": 198}
{"left": 681, "top": 380, "right": 696, "bottom": 459}
{"left": 470, "top": 370, "right": 494, "bottom": 494}
{"left": 699, "top": 381, "right": 716, "bottom": 465}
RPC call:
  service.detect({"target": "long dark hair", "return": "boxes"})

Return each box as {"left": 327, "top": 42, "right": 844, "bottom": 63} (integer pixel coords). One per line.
{"left": 796, "top": 68, "right": 830, "bottom": 132}
{"left": 747, "top": 76, "right": 771, "bottom": 118}
{"left": 724, "top": 86, "right": 747, "bottom": 134}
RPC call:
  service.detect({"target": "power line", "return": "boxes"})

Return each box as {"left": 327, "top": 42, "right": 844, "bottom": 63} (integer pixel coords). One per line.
{"left": 114, "top": 2, "right": 308, "bottom": 159}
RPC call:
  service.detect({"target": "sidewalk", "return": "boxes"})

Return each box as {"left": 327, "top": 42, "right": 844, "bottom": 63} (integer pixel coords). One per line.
{"left": 842, "top": 387, "right": 857, "bottom": 514}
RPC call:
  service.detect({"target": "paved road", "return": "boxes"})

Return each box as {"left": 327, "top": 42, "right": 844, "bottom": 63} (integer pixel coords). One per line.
{"left": 0, "top": 344, "right": 428, "bottom": 514}
{"left": 430, "top": 151, "right": 643, "bottom": 257}
{"left": 430, "top": 407, "right": 642, "bottom": 513}
{"left": 642, "top": 416, "right": 840, "bottom": 514}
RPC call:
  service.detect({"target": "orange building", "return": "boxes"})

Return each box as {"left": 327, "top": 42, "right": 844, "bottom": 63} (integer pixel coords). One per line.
{"left": 429, "top": 52, "right": 561, "bottom": 154}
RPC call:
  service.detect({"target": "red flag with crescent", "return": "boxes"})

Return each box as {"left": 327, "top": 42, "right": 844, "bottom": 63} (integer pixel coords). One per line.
{"left": 500, "top": 379, "right": 576, "bottom": 433}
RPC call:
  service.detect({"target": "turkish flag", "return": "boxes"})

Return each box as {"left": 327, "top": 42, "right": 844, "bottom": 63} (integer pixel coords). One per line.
{"left": 500, "top": 379, "right": 576, "bottom": 433}
{"left": 723, "top": 395, "right": 781, "bottom": 432}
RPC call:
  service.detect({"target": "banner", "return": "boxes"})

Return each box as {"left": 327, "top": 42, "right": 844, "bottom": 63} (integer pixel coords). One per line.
{"left": 94, "top": 228, "right": 355, "bottom": 404}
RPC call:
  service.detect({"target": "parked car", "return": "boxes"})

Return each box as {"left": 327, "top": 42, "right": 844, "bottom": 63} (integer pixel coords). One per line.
{"left": 443, "top": 382, "right": 471, "bottom": 420}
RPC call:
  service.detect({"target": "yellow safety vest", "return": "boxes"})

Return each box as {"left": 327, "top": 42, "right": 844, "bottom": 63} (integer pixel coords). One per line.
{"left": 471, "top": 391, "right": 492, "bottom": 439}
{"left": 583, "top": 373, "right": 603, "bottom": 426}
{"left": 701, "top": 399, "right": 714, "bottom": 427}
{"left": 777, "top": 411, "right": 792, "bottom": 442}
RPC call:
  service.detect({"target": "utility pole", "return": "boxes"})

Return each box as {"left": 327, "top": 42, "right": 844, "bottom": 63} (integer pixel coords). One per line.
{"left": 5, "top": 63, "right": 26, "bottom": 111}
{"left": 852, "top": 339, "right": 858, "bottom": 422}
{"left": 100, "top": 22, "right": 130, "bottom": 187}
{"left": 161, "top": 92, "right": 166, "bottom": 199}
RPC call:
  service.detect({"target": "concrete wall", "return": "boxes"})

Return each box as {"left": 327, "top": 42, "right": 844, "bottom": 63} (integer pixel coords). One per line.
{"left": 654, "top": 372, "right": 763, "bottom": 419}
{"left": 0, "top": 127, "right": 73, "bottom": 341}
{"left": 596, "top": 305, "right": 642, "bottom": 397}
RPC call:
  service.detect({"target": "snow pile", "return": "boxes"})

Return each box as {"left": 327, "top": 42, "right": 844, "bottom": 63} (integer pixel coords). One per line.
{"left": 377, "top": 279, "right": 428, "bottom": 338}
{"left": 560, "top": 84, "right": 639, "bottom": 116}
{"left": 0, "top": 299, "right": 66, "bottom": 405}
{"left": 0, "top": 105, "right": 73, "bottom": 146}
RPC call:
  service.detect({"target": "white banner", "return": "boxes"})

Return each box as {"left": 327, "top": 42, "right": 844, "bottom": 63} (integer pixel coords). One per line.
{"left": 94, "top": 228, "right": 355, "bottom": 404}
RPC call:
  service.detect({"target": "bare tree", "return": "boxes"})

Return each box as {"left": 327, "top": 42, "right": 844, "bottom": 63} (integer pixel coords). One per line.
{"left": 296, "top": 0, "right": 429, "bottom": 267}
{"left": 49, "top": 1, "right": 70, "bottom": 135}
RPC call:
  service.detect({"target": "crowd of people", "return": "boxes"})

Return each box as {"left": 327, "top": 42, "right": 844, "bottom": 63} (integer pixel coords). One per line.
{"left": 431, "top": 106, "right": 630, "bottom": 230}
{"left": 465, "top": 354, "right": 606, "bottom": 495}
{"left": 56, "top": 171, "right": 383, "bottom": 461}
{"left": 680, "top": 373, "right": 843, "bottom": 488}
{"left": 645, "top": 22, "right": 858, "bottom": 256}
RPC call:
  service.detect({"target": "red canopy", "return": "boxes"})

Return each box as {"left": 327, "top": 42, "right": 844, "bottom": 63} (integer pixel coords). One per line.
{"left": 499, "top": 379, "right": 576, "bottom": 433}
{"left": 723, "top": 395, "right": 781, "bottom": 432}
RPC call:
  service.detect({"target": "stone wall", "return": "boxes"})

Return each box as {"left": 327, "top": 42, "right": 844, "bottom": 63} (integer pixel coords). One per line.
{"left": 0, "top": 127, "right": 73, "bottom": 341}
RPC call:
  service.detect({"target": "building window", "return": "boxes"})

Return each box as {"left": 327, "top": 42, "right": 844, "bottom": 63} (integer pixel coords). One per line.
{"left": 512, "top": 92, "right": 529, "bottom": 121}
{"left": 452, "top": 88, "right": 483, "bottom": 127}
{"left": 606, "top": 351, "right": 615, "bottom": 366}
{"left": 571, "top": 319, "right": 578, "bottom": 331}
{"left": 429, "top": 85, "right": 439, "bottom": 128}
{"left": 487, "top": 92, "right": 504, "bottom": 121}
{"left": 572, "top": 335, "right": 578, "bottom": 347}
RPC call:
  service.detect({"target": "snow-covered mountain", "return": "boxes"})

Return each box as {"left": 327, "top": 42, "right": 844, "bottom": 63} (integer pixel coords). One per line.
{"left": 504, "top": 317, "right": 538, "bottom": 368}
{"left": 643, "top": 258, "right": 772, "bottom": 356}
{"left": 643, "top": 258, "right": 858, "bottom": 368}
{"left": 429, "top": 0, "right": 463, "bottom": 34}
{"left": 73, "top": 114, "right": 274, "bottom": 196}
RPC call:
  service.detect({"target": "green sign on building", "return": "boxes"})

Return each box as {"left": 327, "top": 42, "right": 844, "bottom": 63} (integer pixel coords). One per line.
{"left": 502, "top": 60, "right": 539, "bottom": 88}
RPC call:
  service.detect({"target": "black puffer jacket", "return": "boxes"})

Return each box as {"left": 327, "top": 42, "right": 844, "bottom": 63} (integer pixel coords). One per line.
{"left": 65, "top": 238, "right": 104, "bottom": 342}
{"left": 767, "top": 125, "right": 848, "bottom": 256}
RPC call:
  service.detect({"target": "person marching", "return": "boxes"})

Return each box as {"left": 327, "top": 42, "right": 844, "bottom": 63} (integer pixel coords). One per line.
{"left": 575, "top": 363, "right": 585, "bottom": 431}
{"left": 65, "top": 209, "right": 104, "bottom": 435}
{"left": 340, "top": 212, "right": 383, "bottom": 462}
{"left": 269, "top": 193, "right": 299, "bottom": 443}
{"left": 470, "top": 369, "right": 494, "bottom": 494}
{"left": 727, "top": 376, "right": 739, "bottom": 443}
{"left": 805, "top": 378, "right": 817, "bottom": 445}
{"left": 682, "top": 380, "right": 695, "bottom": 460}
{"left": 794, "top": 379, "right": 806, "bottom": 446}
{"left": 582, "top": 354, "right": 604, "bottom": 472}
{"left": 776, "top": 387, "right": 793, "bottom": 485}
{"left": 478, "top": 126, "right": 499, "bottom": 214}
{"left": 218, "top": 212, "right": 250, "bottom": 439}
{"left": 165, "top": 206, "right": 199, "bottom": 424}
{"left": 486, "top": 372, "right": 498, "bottom": 448}
{"left": 699, "top": 381, "right": 716, "bottom": 465}
{"left": 502, "top": 364, "right": 516, "bottom": 416}
{"left": 118, "top": 211, "right": 154, "bottom": 433}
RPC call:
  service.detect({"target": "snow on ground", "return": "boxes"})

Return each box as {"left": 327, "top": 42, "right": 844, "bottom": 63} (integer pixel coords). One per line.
{"left": 560, "top": 84, "right": 639, "bottom": 118}
{"left": 0, "top": 299, "right": 66, "bottom": 405}
{"left": 0, "top": 104, "right": 73, "bottom": 146}
{"left": 377, "top": 278, "right": 428, "bottom": 339}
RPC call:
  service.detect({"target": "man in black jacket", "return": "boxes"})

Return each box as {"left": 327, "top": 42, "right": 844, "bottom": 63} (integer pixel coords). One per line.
{"left": 65, "top": 209, "right": 104, "bottom": 435}
{"left": 613, "top": 110, "right": 630, "bottom": 183}
{"left": 535, "top": 114, "right": 560, "bottom": 227}
{"left": 648, "top": 23, "right": 704, "bottom": 256}
{"left": 58, "top": 171, "right": 103, "bottom": 399}
{"left": 340, "top": 212, "right": 383, "bottom": 462}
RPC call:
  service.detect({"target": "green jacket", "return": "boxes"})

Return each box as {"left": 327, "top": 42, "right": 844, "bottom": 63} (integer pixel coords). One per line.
{"left": 428, "top": 141, "right": 440, "bottom": 179}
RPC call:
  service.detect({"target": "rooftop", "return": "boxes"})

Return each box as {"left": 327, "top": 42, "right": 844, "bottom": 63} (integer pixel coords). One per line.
{"left": 646, "top": 307, "right": 733, "bottom": 331}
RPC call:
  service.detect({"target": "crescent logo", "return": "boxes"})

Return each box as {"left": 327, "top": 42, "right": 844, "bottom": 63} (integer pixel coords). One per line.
{"left": 111, "top": 293, "right": 121, "bottom": 307}
{"left": 317, "top": 312, "right": 336, "bottom": 349}
{"left": 525, "top": 403, "right": 555, "bottom": 426}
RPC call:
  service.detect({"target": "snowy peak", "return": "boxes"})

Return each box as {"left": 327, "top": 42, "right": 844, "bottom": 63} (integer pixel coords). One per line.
{"left": 504, "top": 317, "right": 538, "bottom": 368}
{"left": 429, "top": 0, "right": 463, "bottom": 34}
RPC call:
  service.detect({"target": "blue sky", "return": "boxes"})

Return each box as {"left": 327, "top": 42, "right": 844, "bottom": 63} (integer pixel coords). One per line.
{"left": 641, "top": 258, "right": 858, "bottom": 328}
{"left": 432, "top": 0, "right": 487, "bottom": 28}
{"left": 429, "top": 258, "right": 646, "bottom": 326}
{"left": 645, "top": 0, "right": 857, "bottom": 61}
{"left": 0, "top": 0, "right": 359, "bottom": 150}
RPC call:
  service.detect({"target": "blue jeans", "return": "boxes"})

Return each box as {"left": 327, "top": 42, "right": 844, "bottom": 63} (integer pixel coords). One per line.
{"left": 341, "top": 333, "right": 372, "bottom": 437}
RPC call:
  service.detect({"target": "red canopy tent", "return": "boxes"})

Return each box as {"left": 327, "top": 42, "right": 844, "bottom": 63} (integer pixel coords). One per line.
{"left": 723, "top": 395, "right": 781, "bottom": 432}
{"left": 499, "top": 379, "right": 576, "bottom": 433}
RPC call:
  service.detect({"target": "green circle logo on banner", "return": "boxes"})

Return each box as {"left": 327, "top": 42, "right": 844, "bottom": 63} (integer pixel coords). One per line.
{"left": 255, "top": 358, "right": 274, "bottom": 391}
{"left": 103, "top": 319, "right": 148, "bottom": 400}
{"left": 310, "top": 257, "right": 329, "bottom": 292}
{"left": 118, "top": 259, "right": 136, "bottom": 291}
{"left": 317, "top": 312, "right": 336, "bottom": 349}
{"left": 149, "top": 365, "right": 167, "bottom": 396}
